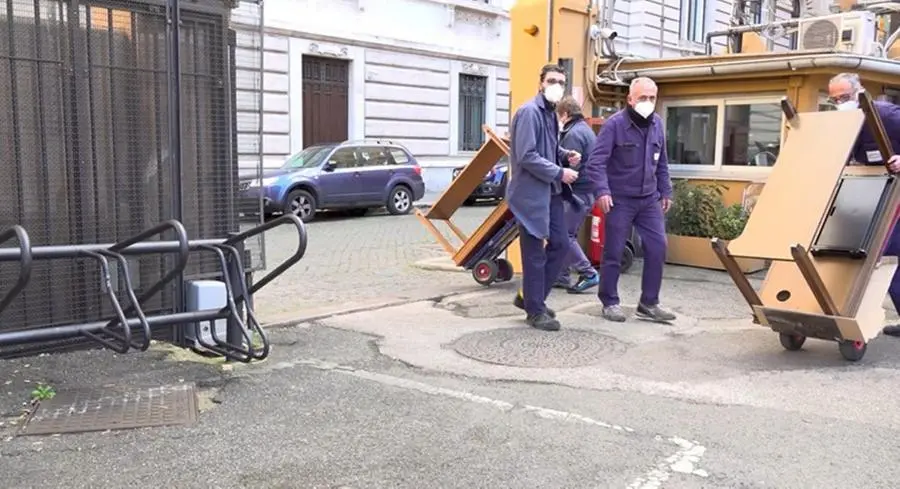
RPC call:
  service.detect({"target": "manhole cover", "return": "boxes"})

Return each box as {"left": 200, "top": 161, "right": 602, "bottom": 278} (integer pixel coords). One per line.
{"left": 450, "top": 328, "right": 626, "bottom": 368}
{"left": 19, "top": 383, "right": 198, "bottom": 436}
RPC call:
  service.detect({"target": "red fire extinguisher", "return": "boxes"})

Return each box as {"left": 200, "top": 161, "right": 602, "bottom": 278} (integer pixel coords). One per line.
{"left": 588, "top": 200, "right": 605, "bottom": 266}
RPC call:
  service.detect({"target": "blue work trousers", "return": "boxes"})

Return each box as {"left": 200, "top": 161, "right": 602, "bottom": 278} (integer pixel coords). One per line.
{"left": 518, "top": 194, "right": 568, "bottom": 316}
{"left": 557, "top": 192, "right": 596, "bottom": 282}
{"left": 598, "top": 194, "right": 667, "bottom": 307}
{"left": 883, "top": 219, "right": 900, "bottom": 313}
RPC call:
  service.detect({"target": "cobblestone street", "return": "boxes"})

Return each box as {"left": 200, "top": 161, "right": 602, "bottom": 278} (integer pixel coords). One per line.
{"left": 251, "top": 204, "right": 494, "bottom": 323}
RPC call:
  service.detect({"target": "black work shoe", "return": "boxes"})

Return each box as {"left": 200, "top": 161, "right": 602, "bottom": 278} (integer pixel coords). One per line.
{"left": 883, "top": 325, "right": 900, "bottom": 337}
{"left": 526, "top": 312, "right": 561, "bottom": 331}
{"left": 513, "top": 294, "right": 556, "bottom": 318}
{"left": 636, "top": 303, "right": 677, "bottom": 322}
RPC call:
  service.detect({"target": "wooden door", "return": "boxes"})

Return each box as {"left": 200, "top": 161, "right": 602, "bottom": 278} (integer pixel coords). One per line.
{"left": 302, "top": 55, "right": 349, "bottom": 147}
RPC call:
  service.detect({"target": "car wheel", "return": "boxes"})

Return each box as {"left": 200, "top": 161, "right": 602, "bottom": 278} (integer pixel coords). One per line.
{"left": 284, "top": 189, "right": 316, "bottom": 222}
{"left": 387, "top": 185, "right": 413, "bottom": 215}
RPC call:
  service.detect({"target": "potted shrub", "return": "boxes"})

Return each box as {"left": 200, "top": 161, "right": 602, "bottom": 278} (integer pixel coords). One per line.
{"left": 665, "top": 180, "right": 767, "bottom": 273}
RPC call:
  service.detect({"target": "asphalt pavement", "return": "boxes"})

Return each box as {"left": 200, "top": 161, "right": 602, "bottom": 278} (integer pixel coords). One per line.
{"left": 249, "top": 199, "right": 488, "bottom": 324}
{"left": 4, "top": 201, "right": 900, "bottom": 489}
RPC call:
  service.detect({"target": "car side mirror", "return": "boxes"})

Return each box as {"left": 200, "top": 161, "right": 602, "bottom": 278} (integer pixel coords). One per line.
{"left": 323, "top": 161, "right": 336, "bottom": 172}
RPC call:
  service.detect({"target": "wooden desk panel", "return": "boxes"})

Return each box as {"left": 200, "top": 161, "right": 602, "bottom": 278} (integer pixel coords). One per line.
{"left": 728, "top": 110, "right": 865, "bottom": 261}
{"left": 425, "top": 126, "right": 510, "bottom": 221}
{"left": 452, "top": 201, "right": 514, "bottom": 266}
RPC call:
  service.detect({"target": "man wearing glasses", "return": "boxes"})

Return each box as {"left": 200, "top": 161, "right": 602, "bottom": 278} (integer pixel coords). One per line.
{"left": 508, "top": 64, "right": 582, "bottom": 332}
{"left": 827, "top": 72, "right": 900, "bottom": 336}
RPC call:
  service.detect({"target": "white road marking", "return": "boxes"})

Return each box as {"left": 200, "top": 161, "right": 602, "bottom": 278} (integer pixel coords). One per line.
{"left": 627, "top": 436, "right": 708, "bottom": 489}
{"left": 283, "top": 358, "right": 709, "bottom": 487}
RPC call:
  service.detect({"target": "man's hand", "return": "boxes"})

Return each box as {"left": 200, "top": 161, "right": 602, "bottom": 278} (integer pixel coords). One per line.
{"left": 561, "top": 168, "right": 578, "bottom": 184}
{"left": 661, "top": 197, "right": 673, "bottom": 214}
{"left": 888, "top": 155, "right": 900, "bottom": 173}
{"left": 567, "top": 151, "right": 581, "bottom": 167}
{"left": 597, "top": 195, "right": 613, "bottom": 214}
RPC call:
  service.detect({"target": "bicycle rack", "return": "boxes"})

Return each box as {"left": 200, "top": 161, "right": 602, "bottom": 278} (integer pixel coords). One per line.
{"left": 76, "top": 221, "right": 190, "bottom": 353}
{"left": 190, "top": 243, "right": 261, "bottom": 362}
{"left": 0, "top": 215, "right": 307, "bottom": 363}
{"left": 0, "top": 225, "right": 32, "bottom": 316}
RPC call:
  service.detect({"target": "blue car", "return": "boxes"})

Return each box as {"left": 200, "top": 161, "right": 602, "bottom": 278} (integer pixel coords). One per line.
{"left": 239, "top": 140, "right": 426, "bottom": 222}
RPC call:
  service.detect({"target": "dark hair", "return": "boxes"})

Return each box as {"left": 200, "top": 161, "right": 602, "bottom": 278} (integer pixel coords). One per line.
{"left": 540, "top": 64, "right": 566, "bottom": 82}
{"left": 555, "top": 96, "right": 582, "bottom": 116}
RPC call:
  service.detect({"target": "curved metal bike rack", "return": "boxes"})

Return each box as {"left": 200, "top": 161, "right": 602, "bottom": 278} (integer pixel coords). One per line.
{"left": 0, "top": 215, "right": 307, "bottom": 362}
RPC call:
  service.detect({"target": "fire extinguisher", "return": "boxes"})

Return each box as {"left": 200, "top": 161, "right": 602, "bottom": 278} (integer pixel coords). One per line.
{"left": 588, "top": 200, "right": 605, "bottom": 266}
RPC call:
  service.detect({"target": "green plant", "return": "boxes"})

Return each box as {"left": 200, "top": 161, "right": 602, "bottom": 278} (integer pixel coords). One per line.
{"left": 714, "top": 203, "right": 749, "bottom": 240}
{"left": 30, "top": 383, "right": 56, "bottom": 402}
{"left": 666, "top": 180, "right": 749, "bottom": 239}
{"left": 666, "top": 180, "right": 724, "bottom": 237}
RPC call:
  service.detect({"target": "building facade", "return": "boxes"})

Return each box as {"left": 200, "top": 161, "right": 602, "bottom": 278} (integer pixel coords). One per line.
{"left": 603, "top": 0, "right": 805, "bottom": 179}
{"left": 232, "top": 0, "right": 513, "bottom": 170}
{"left": 607, "top": 0, "right": 799, "bottom": 59}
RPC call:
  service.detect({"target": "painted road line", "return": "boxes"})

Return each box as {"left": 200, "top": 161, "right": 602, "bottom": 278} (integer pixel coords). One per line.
{"left": 282, "top": 358, "right": 709, "bottom": 487}
{"left": 627, "top": 436, "right": 708, "bottom": 489}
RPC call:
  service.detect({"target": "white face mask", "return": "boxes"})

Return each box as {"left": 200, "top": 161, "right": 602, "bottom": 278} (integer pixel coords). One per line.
{"left": 835, "top": 100, "right": 859, "bottom": 111}
{"left": 634, "top": 101, "right": 656, "bottom": 119}
{"left": 543, "top": 83, "right": 564, "bottom": 104}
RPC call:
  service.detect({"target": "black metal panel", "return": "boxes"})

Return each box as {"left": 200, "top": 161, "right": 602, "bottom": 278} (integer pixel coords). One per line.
{"left": 459, "top": 73, "right": 486, "bottom": 152}
{"left": 0, "top": 0, "right": 247, "bottom": 355}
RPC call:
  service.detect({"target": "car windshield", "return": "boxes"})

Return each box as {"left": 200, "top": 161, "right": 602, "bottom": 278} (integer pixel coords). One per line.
{"left": 281, "top": 145, "right": 332, "bottom": 169}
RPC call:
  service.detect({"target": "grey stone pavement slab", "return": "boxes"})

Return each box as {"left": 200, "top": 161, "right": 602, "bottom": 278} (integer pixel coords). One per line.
{"left": 4, "top": 203, "right": 900, "bottom": 488}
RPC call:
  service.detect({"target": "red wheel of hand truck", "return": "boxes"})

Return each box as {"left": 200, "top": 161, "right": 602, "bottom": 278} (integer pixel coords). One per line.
{"left": 472, "top": 259, "right": 498, "bottom": 286}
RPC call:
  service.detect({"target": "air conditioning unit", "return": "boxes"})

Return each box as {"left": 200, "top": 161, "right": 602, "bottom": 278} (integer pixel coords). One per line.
{"left": 796, "top": 11, "right": 877, "bottom": 55}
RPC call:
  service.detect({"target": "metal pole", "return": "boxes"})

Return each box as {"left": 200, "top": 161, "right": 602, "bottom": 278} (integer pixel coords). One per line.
{"left": 167, "top": 0, "right": 185, "bottom": 326}
{"left": 659, "top": 16, "right": 665, "bottom": 58}
{"left": 257, "top": 0, "right": 266, "bottom": 269}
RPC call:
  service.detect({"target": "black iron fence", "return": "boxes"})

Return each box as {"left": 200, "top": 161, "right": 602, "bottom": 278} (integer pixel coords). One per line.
{"left": 0, "top": 0, "right": 273, "bottom": 358}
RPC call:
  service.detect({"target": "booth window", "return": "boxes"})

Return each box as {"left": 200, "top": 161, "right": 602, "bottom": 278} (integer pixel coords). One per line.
{"left": 663, "top": 95, "right": 784, "bottom": 173}
{"left": 665, "top": 105, "right": 717, "bottom": 165}
{"left": 722, "top": 101, "right": 781, "bottom": 167}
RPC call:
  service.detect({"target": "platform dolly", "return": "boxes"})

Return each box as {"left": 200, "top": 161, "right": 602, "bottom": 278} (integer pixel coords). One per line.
{"left": 714, "top": 93, "right": 900, "bottom": 362}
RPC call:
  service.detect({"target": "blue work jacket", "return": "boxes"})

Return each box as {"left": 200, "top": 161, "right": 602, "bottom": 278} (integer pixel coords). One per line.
{"left": 506, "top": 93, "right": 571, "bottom": 239}
{"left": 586, "top": 109, "right": 673, "bottom": 199}
{"left": 851, "top": 100, "right": 900, "bottom": 164}
{"left": 559, "top": 115, "right": 598, "bottom": 196}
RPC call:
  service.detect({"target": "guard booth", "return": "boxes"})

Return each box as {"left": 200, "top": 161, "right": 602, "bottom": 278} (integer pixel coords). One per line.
{"left": 0, "top": 0, "right": 304, "bottom": 361}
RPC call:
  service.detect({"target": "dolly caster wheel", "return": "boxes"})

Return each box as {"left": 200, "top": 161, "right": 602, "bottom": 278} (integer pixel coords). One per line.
{"left": 495, "top": 258, "right": 514, "bottom": 282}
{"left": 472, "top": 259, "right": 498, "bottom": 286}
{"left": 838, "top": 339, "right": 867, "bottom": 362}
{"left": 779, "top": 333, "right": 806, "bottom": 351}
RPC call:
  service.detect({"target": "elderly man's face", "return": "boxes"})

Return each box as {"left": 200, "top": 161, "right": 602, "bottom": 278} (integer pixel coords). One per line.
{"left": 827, "top": 79, "right": 856, "bottom": 106}
{"left": 627, "top": 80, "right": 658, "bottom": 107}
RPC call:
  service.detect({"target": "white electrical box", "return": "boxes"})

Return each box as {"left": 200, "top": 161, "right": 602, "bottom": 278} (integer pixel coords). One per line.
{"left": 184, "top": 280, "right": 228, "bottom": 349}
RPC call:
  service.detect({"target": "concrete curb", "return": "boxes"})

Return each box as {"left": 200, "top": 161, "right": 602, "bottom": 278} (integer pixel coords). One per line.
{"left": 411, "top": 256, "right": 466, "bottom": 273}
{"left": 261, "top": 287, "right": 480, "bottom": 329}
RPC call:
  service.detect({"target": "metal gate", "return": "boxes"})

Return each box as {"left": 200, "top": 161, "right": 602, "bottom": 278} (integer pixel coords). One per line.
{"left": 0, "top": 0, "right": 273, "bottom": 357}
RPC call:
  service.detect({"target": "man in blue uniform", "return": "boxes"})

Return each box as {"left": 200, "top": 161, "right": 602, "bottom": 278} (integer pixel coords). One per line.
{"left": 552, "top": 95, "right": 601, "bottom": 293}
{"left": 508, "top": 64, "right": 581, "bottom": 332}
{"left": 827, "top": 73, "right": 900, "bottom": 336}
{"left": 586, "top": 76, "right": 676, "bottom": 323}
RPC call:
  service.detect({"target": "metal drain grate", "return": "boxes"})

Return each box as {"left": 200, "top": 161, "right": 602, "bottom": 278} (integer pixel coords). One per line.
{"left": 450, "top": 327, "right": 627, "bottom": 368}
{"left": 19, "top": 383, "right": 199, "bottom": 436}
